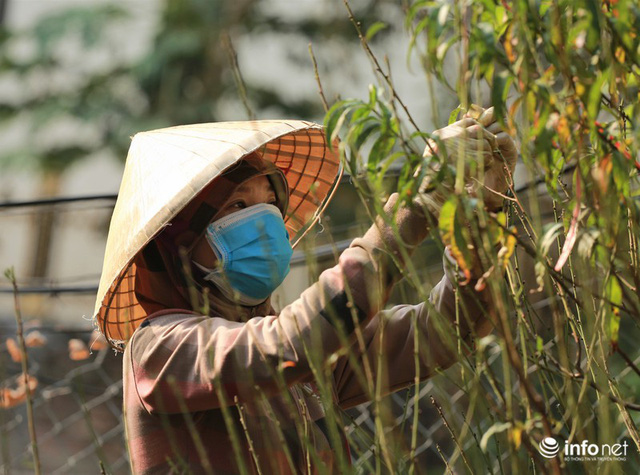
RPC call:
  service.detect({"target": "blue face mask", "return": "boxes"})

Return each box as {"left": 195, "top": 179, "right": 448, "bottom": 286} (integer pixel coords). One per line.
{"left": 195, "top": 203, "right": 293, "bottom": 306}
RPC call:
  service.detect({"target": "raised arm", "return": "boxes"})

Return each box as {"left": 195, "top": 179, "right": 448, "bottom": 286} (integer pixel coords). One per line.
{"left": 332, "top": 250, "right": 495, "bottom": 409}
{"left": 124, "top": 116, "right": 507, "bottom": 415}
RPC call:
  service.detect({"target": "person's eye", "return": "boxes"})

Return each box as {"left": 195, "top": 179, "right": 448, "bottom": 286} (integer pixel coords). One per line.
{"left": 230, "top": 201, "right": 246, "bottom": 210}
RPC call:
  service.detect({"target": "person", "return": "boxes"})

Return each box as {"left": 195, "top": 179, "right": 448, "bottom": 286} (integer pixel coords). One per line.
{"left": 93, "top": 110, "right": 517, "bottom": 474}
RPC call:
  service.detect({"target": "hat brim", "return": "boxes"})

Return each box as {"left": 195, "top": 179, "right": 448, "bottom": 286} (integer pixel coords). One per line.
{"left": 93, "top": 120, "right": 341, "bottom": 349}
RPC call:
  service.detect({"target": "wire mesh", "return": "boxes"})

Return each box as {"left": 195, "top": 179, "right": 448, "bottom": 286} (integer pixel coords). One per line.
{"left": 0, "top": 322, "right": 636, "bottom": 473}
{"left": 0, "top": 336, "right": 127, "bottom": 474}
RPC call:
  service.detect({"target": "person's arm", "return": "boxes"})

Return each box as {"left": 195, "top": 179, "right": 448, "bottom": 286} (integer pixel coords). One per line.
{"left": 332, "top": 108, "right": 517, "bottom": 408}
{"left": 331, "top": 250, "right": 494, "bottom": 409}
{"left": 125, "top": 195, "right": 429, "bottom": 415}
{"left": 125, "top": 118, "right": 501, "bottom": 415}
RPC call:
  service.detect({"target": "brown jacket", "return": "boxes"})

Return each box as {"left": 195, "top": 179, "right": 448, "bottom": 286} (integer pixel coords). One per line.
{"left": 123, "top": 203, "right": 492, "bottom": 474}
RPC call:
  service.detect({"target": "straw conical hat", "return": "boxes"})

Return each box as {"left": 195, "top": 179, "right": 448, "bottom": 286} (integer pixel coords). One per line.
{"left": 93, "top": 120, "right": 341, "bottom": 349}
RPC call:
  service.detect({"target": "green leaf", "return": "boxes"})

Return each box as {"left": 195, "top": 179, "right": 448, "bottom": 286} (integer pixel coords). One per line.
{"left": 365, "top": 21, "right": 387, "bottom": 41}
{"left": 367, "top": 133, "right": 395, "bottom": 171}
{"left": 448, "top": 105, "right": 464, "bottom": 125}
{"left": 491, "top": 71, "right": 512, "bottom": 124}
{"left": 605, "top": 275, "right": 622, "bottom": 346}
{"left": 539, "top": 0, "right": 552, "bottom": 16}
{"left": 577, "top": 228, "right": 600, "bottom": 260}
{"left": 347, "top": 118, "right": 379, "bottom": 151}
{"left": 3, "top": 266, "right": 15, "bottom": 283}
{"left": 368, "top": 84, "right": 378, "bottom": 107}
{"left": 536, "top": 336, "right": 544, "bottom": 353}
{"left": 587, "top": 71, "right": 608, "bottom": 121}
{"left": 539, "top": 222, "right": 564, "bottom": 257}
{"left": 324, "top": 100, "right": 359, "bottom": 148}
{"left": 438, "top": 196, "right": 472, "bottom": 281}
{"left": 605, "top": 274, "right": 622, "bottom": 307}
{"left": 438, "top": 198, "right": 456, "bottom": 233}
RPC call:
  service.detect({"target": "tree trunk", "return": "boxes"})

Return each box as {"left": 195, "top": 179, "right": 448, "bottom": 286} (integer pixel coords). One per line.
{"left": 29, "top": 171, "right": 61, "bottom": 279}
{"left": 0, "top": 0, "right": 7, "bottom": 26}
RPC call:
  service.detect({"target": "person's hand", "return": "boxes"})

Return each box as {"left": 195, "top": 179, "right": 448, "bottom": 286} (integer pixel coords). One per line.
{"left": 465, "top": 106, "right": 518, "bottom": 211}
{"left": 414, "top": 117, "right": 497, "bottom": 216}
{"left": 423, "top": 116, "right": 497, "bottom": 173}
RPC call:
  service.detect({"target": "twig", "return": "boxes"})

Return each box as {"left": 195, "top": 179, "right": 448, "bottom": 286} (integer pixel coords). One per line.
{"left": 472, "top": 179, "right": 518, "bottom": 202}
{"left": 579, "top": 378, "right": 640, "bottom": 411}
{"left": 308, "top": 43, "right": 329, "bottom": 112}
{"left": 534, "top": 353, "right": 640, "bottom": 411}
{"left": 341, "top": 0, "right": 435, "bottom": 153}
{"left": 519, "top": 434, "right": 548, "bottom": 474}
{"left": 4, "top": 268, "right": 41, "bottom": 475}
{"left": 616, "top": 347, "right": 640, "bottom": 379}
{"left": 492, "top": 216, "right": 630, "bottom": 315}
{"left": 234, "top": 396, "right": 263, "bottom": 475}
{"left": 601, "top": 93, "right": 634, "bottom": 128}
{"left": 435, "top": 444, "right": 454, "bottom": 475}
{"left": 490, "top": 296, "right": 562, "bottom": 475}
{"left": 430, "top": 396, "right": 473, "bottom": 475}
{"left": 222, "top": 31, "right": 255, "bottom": 121}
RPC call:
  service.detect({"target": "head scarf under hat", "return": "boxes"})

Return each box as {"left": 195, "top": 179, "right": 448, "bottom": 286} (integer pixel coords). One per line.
{"left": 93, "top": 120, "right": 341, "bottom": 350}
{"left": 132, "top": 154, "right": 287, "bottom": 320}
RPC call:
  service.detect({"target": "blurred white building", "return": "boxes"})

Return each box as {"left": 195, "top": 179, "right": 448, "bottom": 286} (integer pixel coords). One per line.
{"left": 0, "top": 0, "right": 460, "bottom": 325}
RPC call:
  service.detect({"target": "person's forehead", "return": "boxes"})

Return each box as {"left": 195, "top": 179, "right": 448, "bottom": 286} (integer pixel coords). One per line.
{"left": 234, "top": 175, "right": 274, "bottom": 194}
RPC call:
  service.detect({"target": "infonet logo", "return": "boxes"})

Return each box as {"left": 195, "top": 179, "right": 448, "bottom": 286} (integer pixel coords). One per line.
{"left": 538, "top": 437, "right": 629, "bottom": 461}
{"left": 539, "top": 437, "right": 560, "bottom": 458}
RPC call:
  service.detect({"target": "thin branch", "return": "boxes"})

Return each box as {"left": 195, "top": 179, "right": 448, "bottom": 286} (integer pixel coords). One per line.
{"left": 435, "top": 444, "right": 455, "bottom": 475}
{"left": 430, "top": 396, "right": 473, "bottom": 475}
{"left": 342, "top": 0, "right": 436, "bottom": 153}
{"left": 222, "top": 31, "right": 255, "bottom": 121}
{"left": 308, "top": 43, "right": 329, "bottom": 112}
{"left": 4, "top": 268, "right": 41, "bottom": 475}
{"left": 536, "top": 357, "right": 640, "bottom": 412}
{"left": 616, "top": 347, "right": 640, "bottom": 379}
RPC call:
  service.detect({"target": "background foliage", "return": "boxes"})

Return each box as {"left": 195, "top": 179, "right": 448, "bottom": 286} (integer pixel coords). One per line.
{"left": 1, "top": 0, "right": 640, "bottom": 473}
{"left": 325, "top": 0, "right": 640, "bottom": 473}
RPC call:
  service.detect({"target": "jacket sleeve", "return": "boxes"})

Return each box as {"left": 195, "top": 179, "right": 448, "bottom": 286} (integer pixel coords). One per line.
{"left": 332, "top": 250, "right": 495, "bottom": 409}
{"left": 125, "top": 202, "right": 427, "bottom": 415}
{"left": 126, "top": 195, "right": 438, "bottom": 414}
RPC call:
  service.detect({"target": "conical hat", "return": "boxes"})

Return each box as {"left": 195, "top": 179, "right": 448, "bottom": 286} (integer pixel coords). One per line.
{"left": 93, "top": 120, "right": 341, "bottom": 349}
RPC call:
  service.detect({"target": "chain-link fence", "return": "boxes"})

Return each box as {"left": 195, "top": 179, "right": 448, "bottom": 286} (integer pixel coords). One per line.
{"left": 1, "top": 320, "right": 638, "bottom": 473}
{"left": 0, "top": 332, "right": 124, "bottom": 473}
{"left": 0, "top": 322, "right": 472, "bottom": 473}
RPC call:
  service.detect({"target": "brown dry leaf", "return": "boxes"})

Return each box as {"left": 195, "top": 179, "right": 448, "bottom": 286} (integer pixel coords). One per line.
{"left": 555, "top": 116, "right": 571, "bottom": 146}
{"left": 89, "top": 329, "right": 108, "bottom": 351}
{"left": 0, "top": 374, "right": 38, "bottom": 409}
{"left": 0, "top": 388, "right": 20, "bottom": 408}
{"left": 6, "top": 338, "right": 22, "bottom": 362}
{"left": 16, "top": 373, "right": 38, "bottom": 391}
{"left": 68, "top": 339, "right": 90, "bottom": 361}
{"left": 25, "top": 331, "right": 47, "bottom": 347}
